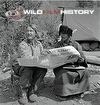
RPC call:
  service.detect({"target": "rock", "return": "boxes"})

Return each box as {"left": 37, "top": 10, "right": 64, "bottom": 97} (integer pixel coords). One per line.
{"left": 0, "top": 71, "right": 11, "bottom": 81}
{"left": 89, "top": 75, "right": 100, "bottom": 90}
{"left": 0, "top": 84, "right": 2, "bottom": 88}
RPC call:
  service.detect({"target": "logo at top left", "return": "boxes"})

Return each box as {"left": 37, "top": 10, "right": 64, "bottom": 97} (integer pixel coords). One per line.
{"left": 5, "top": 6, "right": 24, "bottom": 21}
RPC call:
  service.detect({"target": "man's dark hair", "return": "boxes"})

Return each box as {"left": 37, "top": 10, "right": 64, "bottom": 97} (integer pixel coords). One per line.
{"left": 29, "top": 25, "right": 38, "bottom": 35}
{"left": 28, "top": 25, "right": 39, "bottom": 39}
{"left": 59, "top": 25, "right": 73, "bottom": 36}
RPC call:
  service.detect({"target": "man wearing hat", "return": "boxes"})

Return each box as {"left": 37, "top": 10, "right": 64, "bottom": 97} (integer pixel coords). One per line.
{"left": 53, "top": 25, "right": 89, "bottom": 100}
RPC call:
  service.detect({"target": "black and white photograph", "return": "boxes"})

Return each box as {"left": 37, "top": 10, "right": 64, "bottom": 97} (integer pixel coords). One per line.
{"left": 0, "top": 0, "right": 100, "bottom": 105}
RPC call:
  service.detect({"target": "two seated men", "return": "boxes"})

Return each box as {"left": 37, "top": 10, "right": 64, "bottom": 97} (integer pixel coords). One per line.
{"left": 11, "top": 25, "right": 89, "bottom": 104}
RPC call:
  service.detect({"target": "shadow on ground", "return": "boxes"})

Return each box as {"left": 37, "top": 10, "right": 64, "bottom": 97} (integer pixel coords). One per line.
{"left": 0, "top": 78, "right": 17, "bottom": 104}
{"left": 82, "top": 88, "right": 100, "bottom": 105}
{"left": 37, "top": 77, "right": 60, "bottom": 101}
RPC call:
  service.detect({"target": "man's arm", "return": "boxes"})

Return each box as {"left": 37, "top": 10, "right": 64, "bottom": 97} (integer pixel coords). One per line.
{"left": 38, "top": 41, "right": 43, "bottom": 53}
{"left": 9, "top": 42, "right": 25, "bottom": 66}
{"left": 74, "top": 41, "right": 88, "bottom": 67}
{"left": 18, "top": 41, "right": 33, "bottom": 58}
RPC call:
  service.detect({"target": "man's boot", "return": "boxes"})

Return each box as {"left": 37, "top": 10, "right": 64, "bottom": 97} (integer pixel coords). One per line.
{"left": 12, "top": 74, "right": 28, "bottom": 105}
{"left": 27, "top": 86, "right": 38, "bottom": 103}
{"left": 18, "top": 88, "right": 28, "bottom": 105}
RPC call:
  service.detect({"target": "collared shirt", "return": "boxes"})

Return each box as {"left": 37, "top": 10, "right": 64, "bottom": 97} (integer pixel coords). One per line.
{"left": 9, "top": 40, "right": 43, "bottom": 67}
{"left": 18, "top": 40, "right": 43, "bottom": 58}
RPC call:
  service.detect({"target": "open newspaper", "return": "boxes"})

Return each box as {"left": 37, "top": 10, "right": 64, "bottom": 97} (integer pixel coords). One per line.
{"left": 17, "top": 46, "right": 81, "bottom": 69}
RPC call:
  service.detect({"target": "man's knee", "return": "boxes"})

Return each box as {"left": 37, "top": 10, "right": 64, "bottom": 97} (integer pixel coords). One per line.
{"left": 36, "top": 68, "right": 47, "bottom": 75}
{"left": 19, "top": 67, "right": 33, "bottom": 88}
{"left": 41, "top": 68, "right": 47, "bottom": 75}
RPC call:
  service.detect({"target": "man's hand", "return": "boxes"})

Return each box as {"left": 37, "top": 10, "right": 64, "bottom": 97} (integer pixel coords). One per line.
{"left": 31, "top": 56, "right": 39, "bottom": 62}
{"left": 41, "top": 50, "right": 51, "bottom": 56}
{"left": 78, "top": 57, "right": 84, "bottom": 63}
{"left": 77, "top": 56, "right": 88, "bottom": 67}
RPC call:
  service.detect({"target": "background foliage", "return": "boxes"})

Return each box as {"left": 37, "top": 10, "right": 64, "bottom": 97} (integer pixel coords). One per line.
{"left": 0, "top": 0, "right": 99, "bottom": 67}
{"left": 0, "top": 0, "right": 61, "bottom": 66}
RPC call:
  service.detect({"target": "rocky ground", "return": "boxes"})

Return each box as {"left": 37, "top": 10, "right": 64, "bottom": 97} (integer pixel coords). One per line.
{"left": 0, "top": 64, "right": 100, "bottom": 105}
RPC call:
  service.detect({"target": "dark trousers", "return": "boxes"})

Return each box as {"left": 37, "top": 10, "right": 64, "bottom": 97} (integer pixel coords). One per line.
{"left": 20, "top": 67, "right": 47, "bottom": 91}
{"left": 12, "top": 64, "right": 47, "bottom": 92}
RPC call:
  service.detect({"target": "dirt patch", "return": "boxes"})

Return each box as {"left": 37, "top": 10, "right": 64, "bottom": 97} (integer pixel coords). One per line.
{"left": 0, "top": 66, "right": 100, "bottom": 105}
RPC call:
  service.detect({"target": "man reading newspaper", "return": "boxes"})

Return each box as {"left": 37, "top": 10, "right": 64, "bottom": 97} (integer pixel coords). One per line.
{"left": 17, "top": 25, "right": 89, "bottom": 102}
{"left": 53, "top": 25, "right": 89, "bottom": 100}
